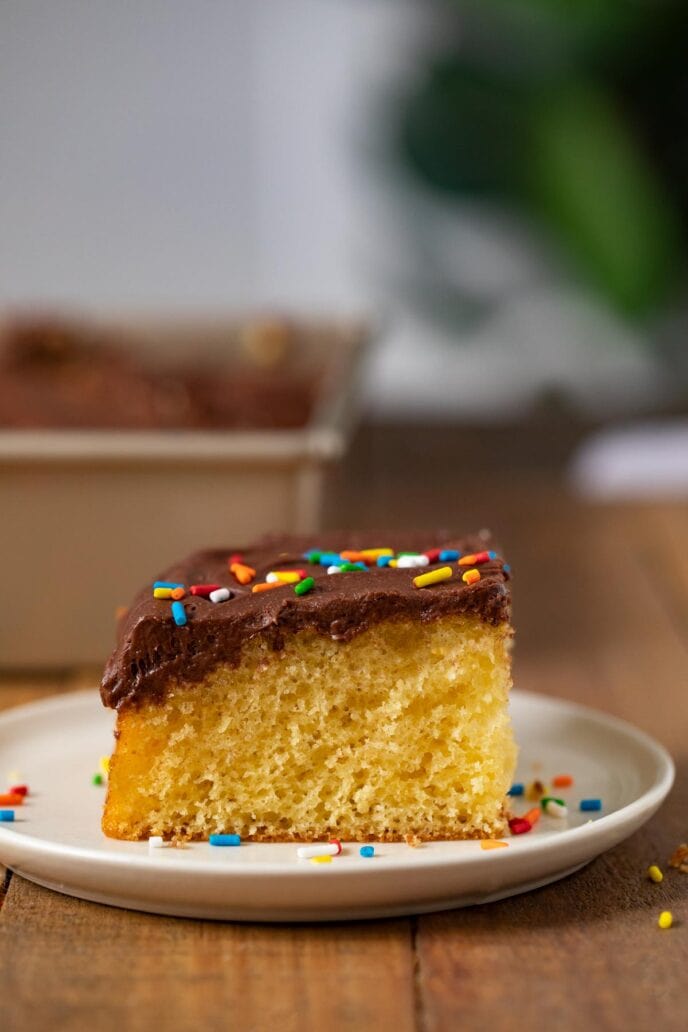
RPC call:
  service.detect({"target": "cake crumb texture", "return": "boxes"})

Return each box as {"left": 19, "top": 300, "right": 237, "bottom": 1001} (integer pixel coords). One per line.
{"left": 103, "top": 615, "right": 516, "bottom": 841}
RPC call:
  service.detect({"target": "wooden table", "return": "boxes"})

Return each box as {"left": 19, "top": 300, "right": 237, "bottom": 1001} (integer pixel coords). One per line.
{"left": 1, "top": 425, "right": 686, "bottom": 1031}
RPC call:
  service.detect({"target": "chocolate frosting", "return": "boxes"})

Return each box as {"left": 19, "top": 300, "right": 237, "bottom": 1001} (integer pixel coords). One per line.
{"left": 101, "top": 531, "right": 511, "bottom": 710}
{"left": 0, "top": 314, "right": 317, "bottom": 430}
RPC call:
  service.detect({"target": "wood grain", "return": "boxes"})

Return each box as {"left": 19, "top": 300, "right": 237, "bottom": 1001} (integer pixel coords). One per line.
{"left": 0, "top": 888, "right": 416, "bottom": 1032}
{"left": 1, "top": 426, "right": 687, "bottom": 1031}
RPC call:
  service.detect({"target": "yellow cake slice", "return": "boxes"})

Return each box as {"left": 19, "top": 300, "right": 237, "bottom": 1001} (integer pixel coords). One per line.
{"left": 101, "top": 532, "right": 516, "bottom": 841}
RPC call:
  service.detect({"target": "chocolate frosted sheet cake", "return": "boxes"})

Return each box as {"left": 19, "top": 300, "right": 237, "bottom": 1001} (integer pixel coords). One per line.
{"left": 0, "top": 314, "right": 317, "bottom": 429}
{"left": 101, "top": 533, "right": 516, "bottom": 841}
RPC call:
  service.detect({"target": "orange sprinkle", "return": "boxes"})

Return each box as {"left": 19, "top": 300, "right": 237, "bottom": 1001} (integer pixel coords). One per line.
{"left": 480, "top": 840, "right": 509, "bottom": 851}
{"left": 458, "top": 553, "right": 478, "bottom": 566}
{"left": 524, "top": 807, "right": 541, "bottom": 825}
{"left": 340, "top": 550, "right": 365, "bottom": 563}
{"left": 553, "top": 774, "right": 573, "bottom": 788}
{"left": 230, "top": 562, "right": 256, "bottom": 585}
{"left": 0, "top": 793, "right": 23, "bottom": 806}
{"left": 171, "top": 587, "right": 186, "bottom": 600}
{"left": 462, "top": 569, "right": 481, "bottom": 585}
{"left": 115, "top": 605, "right": 128, "bottom": 621}
{"left": 251, "top": 582, "right": 282, "bottom": 593}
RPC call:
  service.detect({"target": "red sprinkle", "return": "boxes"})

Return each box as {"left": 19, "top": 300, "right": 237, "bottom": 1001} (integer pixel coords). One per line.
{"left": 423, "top": 548, "right": 442, "bottom": 563}
{"left": 9, "top": 785, "right": 28, "bottom": 797}
{"left": 329, "top": 838, "right": 343, "bottom": 856}
{"left": 508, "top": 817, "right": 532, "bottom": 835}
{"left": 229, "top": 553, "right": 243, "bottom": 565}
{"left": 553, "top": 774, "right": 573, "bottom": 788}
{"left": 190, "top": 584, "right": 222, "bottom": 598}
{"left": 472, "top": 551, "right": 491, "bottom": 564}
{"left": 0, "top": 793, "right": 23, "bottom": 805}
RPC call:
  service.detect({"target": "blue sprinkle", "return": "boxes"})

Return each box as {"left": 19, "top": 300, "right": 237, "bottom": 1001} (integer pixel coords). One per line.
{"left": 580, "top": 798, "right": 602, "bottom": 812}
{"left": 319, "top": 553, "right": 343, "bottom": 567}
{"left": 154, "top": 581, "right": 183, "bottom": 590}
{"left": 439, "top": 550, "right": 460, "bottom": 562}
{"left": 508, "top": 783, "right": 524, "bottom": 797}
{"left": 488, "top": 551, "right": 497, "bottom": 560}
{"left": 171, "top": 600, "right": 187, "bottom": 626}
{"left": 209, "top": 833, "right": 241, "bottom": 846}
{"left": 359, "top": 845, "right": 375, "bottom": 858}
{"left": 503, "top": 564, "right": 511, "bottom": 574}
{"left": 377, "top": 556, "right": 392, "bottom": 567}
{"left": 0, "top": 810, "right": 15, "bottom": 822}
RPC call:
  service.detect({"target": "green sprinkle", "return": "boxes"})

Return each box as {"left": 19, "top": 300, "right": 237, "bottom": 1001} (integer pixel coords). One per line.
{"left": 397, "top": 551, "right": 421, "bottom": 557}
{"left": 305, "top": 551, "right": 321, "bottom": 563}
{"left": 294, "top": 576, "right": 315, "bottom": 596}
{"left": 540, "top": 796, "right": 565, "bottom": 809}
{"left": 92, "top": 773, "right": 103, "bottom": 786}
{"left": 340, "top": 562, "right": 365, "bottom": 572}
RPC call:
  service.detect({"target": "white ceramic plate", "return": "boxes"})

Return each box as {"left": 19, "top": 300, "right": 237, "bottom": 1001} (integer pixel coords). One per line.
{"left": 0, "top": 689, "right": 674, "bottom": 922}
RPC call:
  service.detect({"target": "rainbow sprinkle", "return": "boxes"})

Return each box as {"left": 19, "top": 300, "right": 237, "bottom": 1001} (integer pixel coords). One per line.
{"left": 229, "top": 562, "right": 256, "bottom": 586}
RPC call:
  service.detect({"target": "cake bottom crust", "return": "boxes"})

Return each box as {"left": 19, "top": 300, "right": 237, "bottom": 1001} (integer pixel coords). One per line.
{"left": 103, "top": 615, "right": 516, "bottom": 842}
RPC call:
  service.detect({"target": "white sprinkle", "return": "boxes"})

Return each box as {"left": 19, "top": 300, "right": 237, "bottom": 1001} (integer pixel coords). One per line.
{"left": 296, "top": 842, "right": 340, "bottom": 859}
{"left": 209, "top": 588, "right": 231, "bottom": 603}
{"left": 396, "top": 555, "right": 430, "bottom": 568}
{"left": 327, "top": 565, "right": 343, "bottom": 575}
{"left": 545, "top": 799, "right": 568, "bottom": 819}
{"left": 148, "top": 836, "right": 165, "bottom": 849}
{"left": 266, "top": 572, "right": 279, "bottom": 583}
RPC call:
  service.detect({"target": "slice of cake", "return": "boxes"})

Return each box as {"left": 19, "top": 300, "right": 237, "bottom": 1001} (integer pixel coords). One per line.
{"left": 101, "top": 532, "right": 516, "bottom": 842}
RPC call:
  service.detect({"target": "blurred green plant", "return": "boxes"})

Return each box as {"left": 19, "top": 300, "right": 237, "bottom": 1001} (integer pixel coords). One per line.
{"left": 397, "top": 0, "right": 688, "bottom": 317}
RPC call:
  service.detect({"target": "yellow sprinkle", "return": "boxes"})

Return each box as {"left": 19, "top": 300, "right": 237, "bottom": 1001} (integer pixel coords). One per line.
{"left": 271, "top": 571, "right": 302, "bottom": 584}
{"left": 361, "top": 548, "right": 393, "bottom": 561}
{"left": 99, "top": 755, "right": 110, "bottom": 777}
{"left": 658, "top": 911, "right": 673, "bottom": 929}
{"left": 388, "top": 559, "right": 398, "bottom": 568}
{"left": 462, "top": 569, "right": 480, "bottom": 585}
{"left": 480, "top": 840, "right": 509, "bottom": 851}
{"left": 153, "top": 587, "right": 174, "bottom": 599}
{"left": 648, "top": 865, "right": 663, "bottom": 883}
{"left": 526, "top": 779, "right": 548, "bottom": 801}
{"left": 311, "top": 855, "right": 332, "bottom": 864}
{"left": 413, "top": 566, "right": 453, "bottom": 589}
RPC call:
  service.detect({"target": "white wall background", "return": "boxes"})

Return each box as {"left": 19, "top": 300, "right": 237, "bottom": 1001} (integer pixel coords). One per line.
{"left": 0, "top": 0, "right": 426, "bottom": 311}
